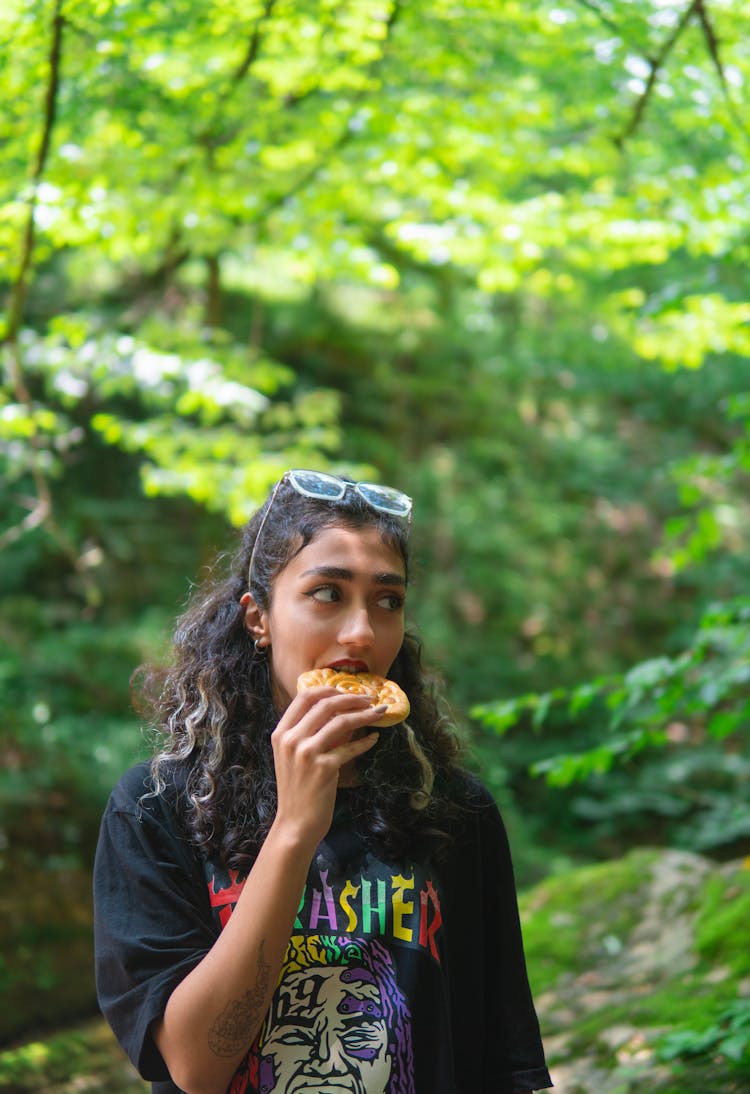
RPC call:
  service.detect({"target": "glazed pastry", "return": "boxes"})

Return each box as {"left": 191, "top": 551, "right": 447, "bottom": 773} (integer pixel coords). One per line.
{"left": 297, "top": 668, "right": 410, "bottom": 727}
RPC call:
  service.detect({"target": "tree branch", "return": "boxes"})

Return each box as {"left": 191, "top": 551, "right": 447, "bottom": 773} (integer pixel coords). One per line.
{"left": 572, "top": 0, "right": 633, "bottom": 43}
{"left": 0, "top": 4, "right": 96, "bottom": 600}
{"left": 197, "top": 0, "right": 277, "bottom": 153}
{"left": 0, "top": 346, "right": 90, "bottom": 592}
{"left": 695, "top": 0, "right": 749, "bottom": 140}
{"left": 2, "top": 0, "right": 64, "bottom": 345}
{"left": 231, "top": 0, "right": 276, "bottom": 85}
{"left": 199, "top": 1, "right": 401, "bottom": 323}
{"left": 0, "top": 492, "right": 51, "bottom": 550}
{"left": 99, "top": 3, "right": 402, "bottom": 331}
{"left": 253, "top": 0, "right": 402, "bottom": 223}
{"left": 695, "top": 0, "right": 725, "bottom": 87}
{"left": 614, "top": 0, "right": 700, "bottom": 149}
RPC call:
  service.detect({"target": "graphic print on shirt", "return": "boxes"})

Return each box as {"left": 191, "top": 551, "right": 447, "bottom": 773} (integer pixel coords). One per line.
{"left": 206, "top": 855, "right": 440, "bottom": 1094}
{"left": 228, "top": 934, "right": 415, "bottom": 1094}
{"left": 207, "top": 857, "right": 445, "bottom": 963}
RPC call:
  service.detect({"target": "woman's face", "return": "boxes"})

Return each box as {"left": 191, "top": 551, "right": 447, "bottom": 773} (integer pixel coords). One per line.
{"left": 250, "top": 524, "right": 407, "bottom": 711}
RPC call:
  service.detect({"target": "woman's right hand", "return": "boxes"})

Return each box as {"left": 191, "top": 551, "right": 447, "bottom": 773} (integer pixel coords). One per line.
{"left": 270, "top": 685, "right": 384, "bottom": 850}
{"left": 154, "top": 684, "right": 382, "bottom": 1094}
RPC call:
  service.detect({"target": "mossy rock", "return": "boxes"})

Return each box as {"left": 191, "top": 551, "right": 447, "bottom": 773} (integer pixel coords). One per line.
{"left": 520, "top": 848, "right": 750, "bottom": 1093}
{"left": 0, "top": 1019, "right": 147, "bottom": 1093}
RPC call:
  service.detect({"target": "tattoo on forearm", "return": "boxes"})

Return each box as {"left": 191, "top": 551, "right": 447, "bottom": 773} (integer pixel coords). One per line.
{"left": 207, "top": 939, "right": 271, "bottom": 1058}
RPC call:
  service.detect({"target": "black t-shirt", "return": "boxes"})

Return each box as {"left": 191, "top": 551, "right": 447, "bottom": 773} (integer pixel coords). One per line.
{"left": 94, "top": 763, "right": 552, "bottom": 1093}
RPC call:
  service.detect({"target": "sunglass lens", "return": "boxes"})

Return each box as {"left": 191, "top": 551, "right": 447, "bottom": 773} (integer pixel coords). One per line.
{"left": 357, "top": 483, "right": 412, "bottom": 516}
{"left": 288, "top": 470, "right": 345, "bottom": 500}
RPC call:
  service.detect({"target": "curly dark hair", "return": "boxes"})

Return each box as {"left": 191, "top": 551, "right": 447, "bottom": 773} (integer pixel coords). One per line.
{"left": 135, "top": 475, "right": 465, "bottom": 873}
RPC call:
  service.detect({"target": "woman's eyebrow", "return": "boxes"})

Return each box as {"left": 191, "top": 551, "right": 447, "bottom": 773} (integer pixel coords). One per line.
{"left": 299, "top": 565, "right": 406, "bottom": 586}
{"left": 374, "top": 571, "right": 407, "bottom": 586}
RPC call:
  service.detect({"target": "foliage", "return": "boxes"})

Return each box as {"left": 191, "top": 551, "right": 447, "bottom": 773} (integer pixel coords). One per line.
{"left": 3, "top": 0, "right": 750, "bottom": 645}
{"left": 3, "top": 319, "right": 349, "bottom": 530}
{"left": 658, "top": 999, "right": 750, "bottom": 1070}
{"left": 2, "top": 0, "right": 750, "bottom": 854}
{"left": 2, "top": 0, "right": 750, "bottom": 1051}
{"left": 473, "top": 597, "right": 750, "bottom": 861}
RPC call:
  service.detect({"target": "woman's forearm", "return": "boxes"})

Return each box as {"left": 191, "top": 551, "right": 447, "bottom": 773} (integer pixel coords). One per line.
{"left": 153, "top": 820, "right": 315, "bottom": 1094}
{"left": 153, "top": 690, "right": 382, "bottom": 1094}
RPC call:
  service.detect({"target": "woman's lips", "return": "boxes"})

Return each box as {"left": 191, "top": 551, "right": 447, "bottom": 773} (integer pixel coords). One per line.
{"left": 326, "top": 659, "right": 369, "bottom": 674}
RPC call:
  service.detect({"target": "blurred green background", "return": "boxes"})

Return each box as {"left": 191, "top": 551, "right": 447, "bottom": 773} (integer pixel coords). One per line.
{"left": 1, "top": 1, "right": 749, "bottom": 1090}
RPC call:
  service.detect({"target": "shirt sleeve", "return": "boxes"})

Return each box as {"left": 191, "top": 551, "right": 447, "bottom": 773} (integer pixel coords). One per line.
{"left": 93, "top": 764, "right": 217, "bottom": 1081}
{"left": 443, "top": 779, "right": 553, "bottom": 1093}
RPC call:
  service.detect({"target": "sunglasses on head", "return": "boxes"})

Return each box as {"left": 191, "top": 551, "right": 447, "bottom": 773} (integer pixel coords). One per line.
{"left": 248, "top": 469, "right": 412, "bottom": 586}
{"left": 283, "top": 469, "right": 412, "bottom": 518}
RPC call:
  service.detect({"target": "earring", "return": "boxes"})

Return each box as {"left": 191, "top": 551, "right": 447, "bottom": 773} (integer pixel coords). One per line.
{"left": 254, "top": 638, "right": 268, "bottom": 655}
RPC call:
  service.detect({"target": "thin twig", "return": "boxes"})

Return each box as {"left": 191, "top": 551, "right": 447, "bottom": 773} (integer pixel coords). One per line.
{"left": 695, "top": 0, "right": 750, "bottom": 141}
{"left": 695, "top": 0, "right": 725, "bottom": 88}
{"left": 572, "top": 0, "right": 634, "bottom": 43}
{"left": 231, "top": 0, "right": 276, "bottom": 85}
{"left": 615, "top": 0, "right": 700, "bottom": 148}
{"left": 197, "top": 0, "right": 278, "bottom": 153}
{"left": 253, "top": 0, "right": 402, "bottom": 223}
{"left": 0, "top": 2, "right": 94, "bottom": 593}
{"left": 3, "top": 0, "right": 64, "bottom": 345}
{"left": 201, "top": 1, "right": 401, "bottom": 322}
{"left": 0, "top": 347, "right": 83, "bottom": 577}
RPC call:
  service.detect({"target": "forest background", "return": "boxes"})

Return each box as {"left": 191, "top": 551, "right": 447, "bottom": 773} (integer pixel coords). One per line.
{"left": 1, "top": 0, "right": 750, "bottom": 1090}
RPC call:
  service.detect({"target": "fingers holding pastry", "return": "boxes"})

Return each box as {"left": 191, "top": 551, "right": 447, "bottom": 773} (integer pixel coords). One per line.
{"left": 297, "top": 668, "right": 410, "bottom": 727}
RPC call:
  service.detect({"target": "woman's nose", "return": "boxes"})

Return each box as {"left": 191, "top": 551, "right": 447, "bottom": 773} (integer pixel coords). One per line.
{"left": 339, "top": 606, "right": 375, "bottom": 646}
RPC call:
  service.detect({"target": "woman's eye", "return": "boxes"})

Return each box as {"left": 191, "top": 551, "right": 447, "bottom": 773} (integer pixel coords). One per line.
{"left": 310, "top": 585, "right": 340, "bottom": 603}
{"left": 378, "top": 593, "right": 405, "bottom": 611}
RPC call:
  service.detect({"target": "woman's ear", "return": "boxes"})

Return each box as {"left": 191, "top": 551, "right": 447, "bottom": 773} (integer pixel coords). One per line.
{"left": 239, "top": 591, "right": 270, "bottom": 647}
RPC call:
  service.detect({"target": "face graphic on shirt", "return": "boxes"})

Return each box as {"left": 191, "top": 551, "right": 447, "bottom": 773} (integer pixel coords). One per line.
{"left": 260, "top": 964, "right": 392, "bottom": 1094}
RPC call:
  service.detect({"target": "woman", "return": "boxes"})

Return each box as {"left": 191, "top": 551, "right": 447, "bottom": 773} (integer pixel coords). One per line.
{"left": 94, "top": 469, "right": 552, "bottom": 1094}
